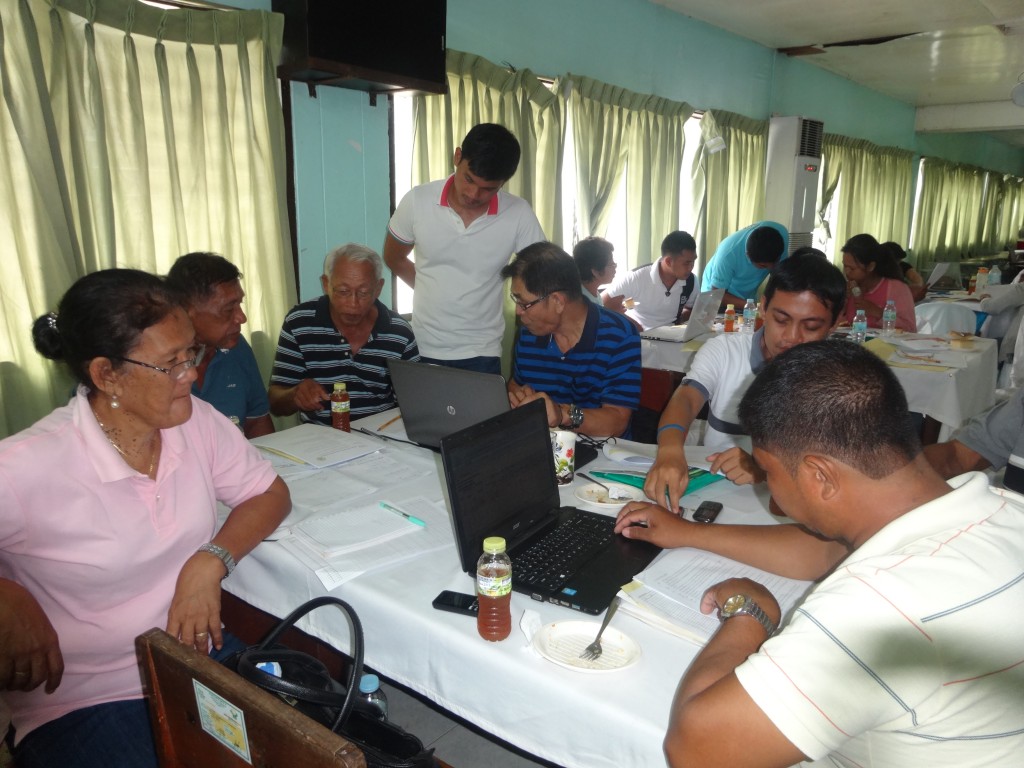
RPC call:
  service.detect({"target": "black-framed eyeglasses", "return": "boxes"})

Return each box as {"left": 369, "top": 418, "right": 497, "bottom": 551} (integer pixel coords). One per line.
{"left": 116, "top": 345, "right": 206, "bottom": 381}
{"left": 510, "top": 293, "right": 549, "bottom": 311}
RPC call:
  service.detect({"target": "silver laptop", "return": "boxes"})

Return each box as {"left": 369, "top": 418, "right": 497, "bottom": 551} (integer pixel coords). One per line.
{"left": 641, "top": 287, "right": 725, "bottom": 343}
{"left": 387, "top": 359, "right": 510, "bottom": 449}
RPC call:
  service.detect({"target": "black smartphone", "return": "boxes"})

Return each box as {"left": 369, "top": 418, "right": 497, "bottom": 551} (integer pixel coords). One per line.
{"left": 431, "top": 590, "right": 479, "bottom": 617}
{"left": 692, "top": 500, "right": 723, "bottom": 523}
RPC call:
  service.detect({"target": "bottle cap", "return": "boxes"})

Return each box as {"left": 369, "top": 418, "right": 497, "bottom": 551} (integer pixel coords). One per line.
{"left": 333, "top": 382, "right": 347, "bottom": 392}
{"left": 483, "top": 536, "right": 506, "bottom": 554}
{"left": 726, "top": 304, "right": 735, "bottom": 311}
{"left": 359, "top": 673, "right": 380, "bottom": 694}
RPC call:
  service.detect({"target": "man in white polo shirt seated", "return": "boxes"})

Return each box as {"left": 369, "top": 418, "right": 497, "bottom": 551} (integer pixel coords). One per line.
{"left": 601, "top": 231, "right": 698, "bottom": 330}
{"left": 644, "top": 252, "right": 846, "bottom": 511}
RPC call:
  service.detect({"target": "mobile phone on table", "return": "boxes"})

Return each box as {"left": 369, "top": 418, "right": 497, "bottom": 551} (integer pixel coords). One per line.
{"left": 432, "top": 590, "right": 479, "bottom": 617}
{"left": 692, "top": 500, "right": 723, "bottom": 524}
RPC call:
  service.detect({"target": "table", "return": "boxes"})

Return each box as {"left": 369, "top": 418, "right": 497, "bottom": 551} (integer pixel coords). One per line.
{"left": 641, "top": 332, "right": 998, "bottom": 438}
{"left": 224, "top": 411, "right": 779, "bottom": 768}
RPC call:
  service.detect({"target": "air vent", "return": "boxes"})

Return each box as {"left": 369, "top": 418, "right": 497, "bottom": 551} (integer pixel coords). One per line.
{"left": 798, "top": 119, "right": 824, "bottom": 158}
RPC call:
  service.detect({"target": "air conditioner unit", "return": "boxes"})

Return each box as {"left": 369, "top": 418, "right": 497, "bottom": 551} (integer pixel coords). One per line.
{"left": 764, "top": 116, "right": 824, "bottom": 253}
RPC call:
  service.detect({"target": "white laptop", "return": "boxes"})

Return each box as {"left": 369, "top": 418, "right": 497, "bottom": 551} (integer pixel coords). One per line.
{"left": 641, "top": 287, "right": 725, "bottom": 343}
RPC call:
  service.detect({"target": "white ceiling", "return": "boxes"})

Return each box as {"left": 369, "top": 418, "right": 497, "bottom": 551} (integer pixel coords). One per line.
{"left": 652, "top": 0, "right": 1024, "bottom": 148}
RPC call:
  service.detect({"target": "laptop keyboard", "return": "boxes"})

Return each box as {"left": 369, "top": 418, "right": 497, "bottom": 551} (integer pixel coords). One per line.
{"left": 512, "top": 513, "right": 615, "bottom": 592}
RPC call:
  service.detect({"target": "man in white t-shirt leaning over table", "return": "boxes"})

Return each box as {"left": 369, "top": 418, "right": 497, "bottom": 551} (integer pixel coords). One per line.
{"left": 644, "top": 252, "right": 847, "bottom": 511}
{"left": 383, "top": 123, "right": 545, "bottom": 376}
{"left": 602, "top": 230, "right": 698, "bottom": 330}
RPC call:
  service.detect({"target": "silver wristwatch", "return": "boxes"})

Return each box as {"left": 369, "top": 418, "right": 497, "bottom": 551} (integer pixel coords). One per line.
{"left": 198, "top": 542, "right": 236, "bottom": 578}
{"left": 568, "top": 404, "right": 584, "bottom": 430}
{"left": 720, "top": 594, "right": 776, "bottom": 637}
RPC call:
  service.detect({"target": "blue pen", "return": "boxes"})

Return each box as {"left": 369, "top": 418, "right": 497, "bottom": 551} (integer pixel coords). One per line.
{"left": 379, "top": 501, "right": 427, "bottom": 528}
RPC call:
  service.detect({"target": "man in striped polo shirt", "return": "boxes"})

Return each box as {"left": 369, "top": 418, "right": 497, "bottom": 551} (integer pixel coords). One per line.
{"left": 501, "top": 242, "right": 640, "bottom": 438}
{"left": 269, "top": 244, "right": 419, "bottom": 425}
{"left": 617, "top": 341, "right": 1024, "bottom": 767}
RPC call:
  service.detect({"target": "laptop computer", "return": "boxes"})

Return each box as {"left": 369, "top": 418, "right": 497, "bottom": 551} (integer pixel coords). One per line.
{"left": 641, "top": 287, "right": 725, "bottom": 343}
{"left": 440, "top": 399, "right": 660, "bottom": 615}
{"left": 387, "top": 359, "right": 511, "bottom": 449}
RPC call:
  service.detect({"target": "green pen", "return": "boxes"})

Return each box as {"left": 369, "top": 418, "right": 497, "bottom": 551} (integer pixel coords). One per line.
{"left": 379, "top": 501, "right": 427, "bottom": 528}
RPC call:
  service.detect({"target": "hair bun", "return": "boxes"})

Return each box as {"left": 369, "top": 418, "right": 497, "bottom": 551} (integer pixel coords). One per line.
{"left": 32, "top": 312, "right": 64, "bottom": 360}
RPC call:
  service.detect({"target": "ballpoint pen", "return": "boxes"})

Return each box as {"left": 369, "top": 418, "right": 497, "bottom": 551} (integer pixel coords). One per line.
{"left": 377, "top": 414, "right": 403, "bottom": 432}
{"left": 379, "top": 501, "right": 427, "bottom": 528}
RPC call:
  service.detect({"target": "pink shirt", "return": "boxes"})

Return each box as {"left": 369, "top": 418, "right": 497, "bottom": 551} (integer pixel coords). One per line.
{"left": 0, "top": 389, "right": 277, "bottom": 741}
{"left": 844, "top": 277, "right": 917, "bottom": 332}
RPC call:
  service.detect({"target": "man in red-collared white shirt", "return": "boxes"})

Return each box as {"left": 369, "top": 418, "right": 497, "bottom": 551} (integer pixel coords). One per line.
{"left": 383, "top": 123, "right": 545, "bottom": 376}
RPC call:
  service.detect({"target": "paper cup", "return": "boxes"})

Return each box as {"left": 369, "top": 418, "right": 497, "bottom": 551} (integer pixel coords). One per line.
{"left": 550, "top": 430, "right": 577, "bottom": 485}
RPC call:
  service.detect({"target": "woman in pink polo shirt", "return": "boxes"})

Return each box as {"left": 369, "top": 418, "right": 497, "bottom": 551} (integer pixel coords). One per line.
{"left": 842, "top": 233, "right": 917, "bottom": 332}
{"left": 0, "top": 269, "right": 290, "bottom": 768}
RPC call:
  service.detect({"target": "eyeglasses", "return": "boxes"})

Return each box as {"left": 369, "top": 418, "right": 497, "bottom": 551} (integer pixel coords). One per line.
{"left": 332, "top": 288, "right": 375, "bottom": 301}
{"left": 510, "top": 293, "right": 549, "bottom": 311}
{"left": 116, "top": 345, "right": 206, "bottom": 381}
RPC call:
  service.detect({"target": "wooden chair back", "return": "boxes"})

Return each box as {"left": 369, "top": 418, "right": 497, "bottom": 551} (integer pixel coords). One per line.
{"left": 136, "top": 628, "right": 366, "bottom": 768}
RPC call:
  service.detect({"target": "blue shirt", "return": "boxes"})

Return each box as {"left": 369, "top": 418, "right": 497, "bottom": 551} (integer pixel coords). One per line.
{"left": 193, "top": 335, "right": 270, "bottom": 430}
{"left": 512, "top": 302, "right": 641, "bottom": 415}
{"left": 701, "top": 221, "right": 789, "bottom": 298}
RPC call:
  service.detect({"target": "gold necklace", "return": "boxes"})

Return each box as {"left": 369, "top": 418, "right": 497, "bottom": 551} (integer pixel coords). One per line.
{"left": 91, "top": 407, "right": 159, "bottom": 477}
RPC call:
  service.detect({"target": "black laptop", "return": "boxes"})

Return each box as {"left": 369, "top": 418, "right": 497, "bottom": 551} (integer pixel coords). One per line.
{"left": 440, "top": 399, "right": 660, "bottom": 615}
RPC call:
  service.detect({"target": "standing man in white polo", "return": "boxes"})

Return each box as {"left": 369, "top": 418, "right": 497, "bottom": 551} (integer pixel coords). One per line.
{"left": 383, "top": 123, "right": 545, "bottom": 375}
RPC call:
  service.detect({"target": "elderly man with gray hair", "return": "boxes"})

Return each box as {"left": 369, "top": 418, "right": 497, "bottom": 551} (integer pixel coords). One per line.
{"left": 269, "top": 243, "right": 419, "bottom": 425}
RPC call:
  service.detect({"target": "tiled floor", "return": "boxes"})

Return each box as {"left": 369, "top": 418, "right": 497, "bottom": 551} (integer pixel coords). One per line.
{"left": 380, "top": 679, "right": 562, "bottom": 768}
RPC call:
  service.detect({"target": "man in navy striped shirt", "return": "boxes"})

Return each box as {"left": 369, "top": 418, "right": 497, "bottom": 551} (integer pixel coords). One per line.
{"left": 501, "top": 242, "right": 640, "bottom": 438}
{"left": 269, "top": 244, "right": 419, "bottom": 425}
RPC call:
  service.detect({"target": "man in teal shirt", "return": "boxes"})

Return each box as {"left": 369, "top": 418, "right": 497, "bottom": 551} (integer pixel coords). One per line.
{"left": 166, "top": 252, "right": 274, "bottom": 438}
{"left": 701, "top": 221, "right": 789, "bottom": 309}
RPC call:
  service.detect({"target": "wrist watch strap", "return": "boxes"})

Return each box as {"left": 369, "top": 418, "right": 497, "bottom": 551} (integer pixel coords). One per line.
{"left": 198, "top": 542, "right": 236, "bottom": 578}
{"left": 722, "top": 595, "right": 776, "bottom": 637}
{"left": 569, "top": 403, "right": 584, "bottom": 430}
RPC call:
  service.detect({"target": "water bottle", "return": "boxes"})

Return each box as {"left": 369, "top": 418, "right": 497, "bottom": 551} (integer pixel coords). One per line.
{"left": 330, "top": 381, "right": 350, "bottom": 432}
{"left": 988, "top": 264, "right": 1002, "bottom": 288}
{"left": 477, "top": 536, "right": 512, "bottom": 641}
{"left": 742, "top": 298, "right": 756, "bottom": 334}
{"left": 852, "top": 309, "right": 868, "bottom": 344}
{"left": 881, "top": 299, "right": 897, "bottom": 337}
{"left": 357, "top": 673, "right": 388, "bottom": 720}
{"left": 975, "top": 267, "right": 989, "bottom": 294}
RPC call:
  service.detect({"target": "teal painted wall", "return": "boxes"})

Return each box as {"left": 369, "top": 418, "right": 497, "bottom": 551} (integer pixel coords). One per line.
{"left": 227, "top": 0, "right": 1024, "bottom": 293}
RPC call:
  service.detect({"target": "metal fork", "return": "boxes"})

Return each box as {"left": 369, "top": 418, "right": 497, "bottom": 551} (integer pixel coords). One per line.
{"left": 579, "top": 596, "right": 621, "bottom": 661}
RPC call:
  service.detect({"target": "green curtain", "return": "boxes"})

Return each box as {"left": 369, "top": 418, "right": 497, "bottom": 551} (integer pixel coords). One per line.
{"left": 818, "top": 135, "right": 913, "bottom": 260}
{"left": 695, "top": 110, "right": 767, "bottom": 271}
{"left": 910, "top": 158, "right": 989, "bottom": 263}
{"left": 623, "top": 93, "right": 692, "bottom": 267}
{"left": 564, "top": 75, "right": 691, "bottom": 267}
{"left": 0, "top": 0, "right": 294, "bottom": 439}
{"left": 992, "top": 174, "right": 1024, "bottom": 252}
{"left": 411, "top": 50, "right": 565, "bottom": 241}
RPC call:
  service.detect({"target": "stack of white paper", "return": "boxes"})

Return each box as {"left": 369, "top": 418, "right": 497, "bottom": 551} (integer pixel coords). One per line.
{"left": 618, "top": 549, "right": 814, "bottom": 645}
{"left": 292, "top": 502, "right": 419, "bottom": 559}
{"left": 251, "top": 423, "right": 380, "bottom": 468}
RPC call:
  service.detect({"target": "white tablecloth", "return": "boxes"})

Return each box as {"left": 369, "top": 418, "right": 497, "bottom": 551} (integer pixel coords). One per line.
{"left": 225, "top": 411, "right": 779, "bottom": 768}
{"left": 641, "top": 333, "right": 998, "bottom": 436}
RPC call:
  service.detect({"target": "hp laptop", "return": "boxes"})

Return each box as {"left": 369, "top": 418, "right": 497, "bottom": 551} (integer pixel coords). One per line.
{"left": 440, "top": 399, "right": 660, "bottom": 615}
{"left": 641, "top": 287, "right": 726, "bottom": 343}
{"left": 387, "top": 359, "right": 511, "bottom": 449}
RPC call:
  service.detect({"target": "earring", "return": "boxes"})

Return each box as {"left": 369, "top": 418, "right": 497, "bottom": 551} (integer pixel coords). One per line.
{"left": 111, "top": 393, "right": 120, "bottom": 410}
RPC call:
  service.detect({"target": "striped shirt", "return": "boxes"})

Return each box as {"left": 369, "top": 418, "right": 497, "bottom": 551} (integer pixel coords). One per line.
{"left": 270, "top": 297, "right": 419, "bottom": 425}
{"left": 512, "top": 302, "right": 641, "bottom": 413}
{"left": 736, "top": 472, "right": 1024, "bottom": 766}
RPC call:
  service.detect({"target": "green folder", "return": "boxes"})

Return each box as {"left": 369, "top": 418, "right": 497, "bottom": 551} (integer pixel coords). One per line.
{"left": 591, "top": 467, "right": 724, "bottom": 495}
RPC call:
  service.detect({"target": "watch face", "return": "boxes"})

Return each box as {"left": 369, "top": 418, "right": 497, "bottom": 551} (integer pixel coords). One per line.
{"left": 723, "top": 594, "right": 747, "bottom": 615}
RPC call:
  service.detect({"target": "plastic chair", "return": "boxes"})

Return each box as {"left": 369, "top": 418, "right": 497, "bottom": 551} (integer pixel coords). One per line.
{"left": 914, "top": 302, "right": 978, "bottom": 335}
